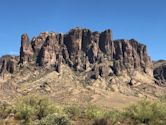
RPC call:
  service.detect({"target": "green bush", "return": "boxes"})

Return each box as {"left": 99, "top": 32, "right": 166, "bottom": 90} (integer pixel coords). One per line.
{"left": 15, "top": 103, "right": 34, "bottom": 124}
{"left": 125, "top": 100, "right": 166, "bottom": 125}
{"left": 15, "top": 95, "right": 66, "bottom": 124}
{"left": 84, "top": 105, "right": 105, "bottom": 119}
{"left": 4, "top": 95, "right": 166, "bottom": 125}
{"left": 93, "top": 109, "right": 122, "bottom": 125}
{"left": 0, "top": 101, "right": 12, "bottom": 119}
{"left": 38, "top": 113, "right": 71, "bottom": 125}
{"left": 159, "top": 95, "right": 166, "bottom": 102}
{"left": 104, "top": 110, "right": 121, "bottom": 125}
{"left": 64, "top": 105, "right": 83, "bottom": 120}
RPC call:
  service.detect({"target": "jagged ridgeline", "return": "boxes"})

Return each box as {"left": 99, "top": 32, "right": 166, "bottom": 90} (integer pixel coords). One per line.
{"left": 0, "top": 27, "right": 153, "bottom": 79}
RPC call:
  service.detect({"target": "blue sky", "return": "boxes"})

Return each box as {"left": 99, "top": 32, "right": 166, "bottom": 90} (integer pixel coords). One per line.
{"left": 0, "top": 0, "right": 165, "bottom": 60}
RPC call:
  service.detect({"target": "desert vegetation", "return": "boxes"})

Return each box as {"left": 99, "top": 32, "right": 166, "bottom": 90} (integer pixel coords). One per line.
{"left": 0, "top": 95, "right": 165, "bottom": 125}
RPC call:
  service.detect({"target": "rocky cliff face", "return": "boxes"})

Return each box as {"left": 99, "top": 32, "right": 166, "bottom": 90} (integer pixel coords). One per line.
{"left": 0, "top": 55, "right": 18, "bottom": 75}
{"left": 154, "top": 60, "right": 166, "bottom": 86}
{"left": 0, "top": 28, "right": 153, "bottom": 80}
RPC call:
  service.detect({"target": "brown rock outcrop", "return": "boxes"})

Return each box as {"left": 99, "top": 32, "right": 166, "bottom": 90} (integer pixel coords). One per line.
{"left": 3, "top": 28, "right": 153, "bottom": 80}
{"left": 37, "top": 32, "right": 58, "bottom": 66}
{"left": 112, "top": 39, "right": 153, "bottom": 76}
{"left": 19, "top": 33, "right": 33, "bottom": 64}
{"left": 0, "top": 56, "right": 18, "bottom": 75}
{"left": 31, "top": 32, "right": 48, "bottom": 56}
{"left": 154, "top": 60, "right": 166, "bottom": 86}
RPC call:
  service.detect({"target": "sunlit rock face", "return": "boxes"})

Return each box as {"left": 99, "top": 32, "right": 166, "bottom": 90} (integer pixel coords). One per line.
{"left": 0, "top": 27, "right": 153, "bottom": 78}
{"left": 19, "top": 33, "right": 33, "bottom": 64}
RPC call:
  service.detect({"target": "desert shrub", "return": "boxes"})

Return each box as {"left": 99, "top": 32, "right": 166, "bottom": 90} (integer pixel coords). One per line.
{"left": 11, "top": 95, "right": 166, "bottom": 125}
{"left": 104, "top": 110, "right": 122, "bottom": 125}
{"left": 64, "top": 105, "right": 83, "bottom": 120}
{"left": 35, "top": 97, "right": 55, "bottom": 119}
{"left": 0, "top": 101, "right": 13, "bottom": 119}
{"left": 84, "top": 105, "right": 105, "bottom": 119}
{"left": 93, "top": 109, "right": 122, "bottom": 125}
{"left": 125, "top": 100, "right": 166, "bottom": 125}
{"left": 159, "top": 94, "right": 166, "bottom": 102}
{"left": 38, "top": 113, "right": 70, "bottom": 125}
{"left": 15, "top": 95, "right": 65, "bottom": 124}
{"left": 15, "top": 103, "right": 34, "bottom": 124}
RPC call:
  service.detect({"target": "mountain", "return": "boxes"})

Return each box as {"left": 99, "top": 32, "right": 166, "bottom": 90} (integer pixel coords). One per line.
{"left": 0, "top": 27, "right": 165, "bottom": 107}
{"left": 0, "top": 27, "right": 166, "bottom": 125}
{"left": 0, "top": 28, "right": 153, "bottom": 77}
